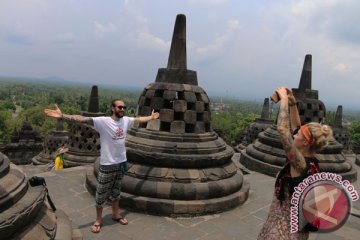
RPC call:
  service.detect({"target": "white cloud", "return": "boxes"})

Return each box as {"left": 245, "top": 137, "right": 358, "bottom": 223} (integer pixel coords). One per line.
{"left": 122, "top": 0, "right": 148, "bottom": 25}
{"left": 291, "top": 0, "right": 337, "bottom": 16}
{"left": 333, "top": 63, "right": 352, "bottom": 75}
{"left": 188, "top": 0, "right": 228, "bottom": 5}
{"left": 129, "top": 31, "right": 170, "bottom": 52}
{"left": 93, "top": 21, "right": 118, "bottom": 37}
{"left": 196, "top": 19, "right": 241, "bottom": 58}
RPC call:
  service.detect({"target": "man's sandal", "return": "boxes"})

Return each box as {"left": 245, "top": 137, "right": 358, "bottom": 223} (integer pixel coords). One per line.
{"left": 112, "top": 216, "right": 128, "bottom": 225}
{"left": 91, "top": 222, "right": 101, "bottom": 233}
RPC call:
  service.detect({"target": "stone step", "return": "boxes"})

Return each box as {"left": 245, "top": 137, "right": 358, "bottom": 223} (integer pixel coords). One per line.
{"left": 0, "top": 164, "right": 28, "bottom": 212}
{"left": 55, "top": 209, "right": 82, "bottom": 240}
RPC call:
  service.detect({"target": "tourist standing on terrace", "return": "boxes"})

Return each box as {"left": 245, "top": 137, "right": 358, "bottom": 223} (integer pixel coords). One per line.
{"left": 44, "top": 99, "right": 159, "bottom": 233}
{"left": 258, "top": 87, "right": 333, "bottom": 240}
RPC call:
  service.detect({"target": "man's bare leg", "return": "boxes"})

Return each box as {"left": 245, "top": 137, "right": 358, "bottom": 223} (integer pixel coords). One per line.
{"left": 111, "top": 200, "right": 128, "bottom": 225}
{"left": 91, "top": 207, "right": 103, "bottom": 233}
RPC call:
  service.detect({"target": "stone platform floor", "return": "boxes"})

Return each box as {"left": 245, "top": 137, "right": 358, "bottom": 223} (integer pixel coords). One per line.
{"left": 19, "top": 154, "right": 360, "bottom": 240}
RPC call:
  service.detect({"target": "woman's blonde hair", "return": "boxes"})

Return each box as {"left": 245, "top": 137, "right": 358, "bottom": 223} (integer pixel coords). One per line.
{"left": 307, "top": 122, "right": 333, "bottom": 151}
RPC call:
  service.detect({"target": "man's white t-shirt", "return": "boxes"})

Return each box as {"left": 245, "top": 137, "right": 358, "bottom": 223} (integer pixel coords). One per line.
{"left": 93, "top": 116, "right": 135, "bottom": 165}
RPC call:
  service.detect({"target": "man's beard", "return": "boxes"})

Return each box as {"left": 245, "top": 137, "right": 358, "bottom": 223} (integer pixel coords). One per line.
{"left": 115, "top": 111, "right": 124, "bottom": 118}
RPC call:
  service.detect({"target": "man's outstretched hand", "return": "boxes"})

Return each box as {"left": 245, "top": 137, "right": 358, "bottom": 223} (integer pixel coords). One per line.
{"left": 44, "top": 104, "right": 62, "bottom": 119}
{"left": 151, "top": 109, "right": 160, "bottom": 120}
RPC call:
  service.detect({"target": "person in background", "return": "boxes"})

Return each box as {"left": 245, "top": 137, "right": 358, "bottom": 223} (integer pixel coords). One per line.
{"left": 258, "top": 87, "right": 333, "bottom": 240}
{"left": 44, "top": 99, "right": 159, "bottom": 234}
{"left": 54, "top": 147, "right": 68, "bottom": 170}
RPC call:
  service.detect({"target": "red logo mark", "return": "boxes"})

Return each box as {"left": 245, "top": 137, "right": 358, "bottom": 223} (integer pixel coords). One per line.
{"left": 115, "top": 128, "right": 124, "bottom": 138}
{"left": 301, "top": 182, "right": 350, "bottom": 232}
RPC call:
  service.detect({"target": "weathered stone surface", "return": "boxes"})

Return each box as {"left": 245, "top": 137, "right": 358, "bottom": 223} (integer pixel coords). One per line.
{"left": 159, "top": 109, "right": 174, "bottom": 122}
{"left": 146, "top": 119, "right": 161, "bottom": 131}
{"left": 170, "top": 121, "right": 185, "bottom": 134}
{"left": 184, "top": 92, "right": 197, "bottom": 103}
{"left": 184, "top": 110, "right": 197, "bottom": 124}
{"left": 173, "top": 100, "right": 187, "bottom": 112}
{"left": 163, "top": 90, "right": 177, "bottom": 100}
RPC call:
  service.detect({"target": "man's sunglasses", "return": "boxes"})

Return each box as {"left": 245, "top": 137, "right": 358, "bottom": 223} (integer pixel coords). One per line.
{"left": 116, "top": 106, "right": 127, "bottom": 110}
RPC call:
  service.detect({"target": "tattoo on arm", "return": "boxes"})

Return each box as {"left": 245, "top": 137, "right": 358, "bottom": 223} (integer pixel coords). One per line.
{"left": 282, "top": 135, "right": 306, "bottom": 172}
{"left": 62, "top": 114, "right": 94, "bottom": 126}
{"left": 277, "top": 99, "right": 306, "bottom": 172}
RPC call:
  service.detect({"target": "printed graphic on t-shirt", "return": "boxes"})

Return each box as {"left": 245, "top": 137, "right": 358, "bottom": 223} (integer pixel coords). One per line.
{"left": 113, "top": 127, "right": 124, "bottom": 139}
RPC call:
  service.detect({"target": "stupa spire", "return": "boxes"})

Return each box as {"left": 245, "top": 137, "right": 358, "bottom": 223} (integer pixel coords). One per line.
{"left": 298, "top": 54, "right": 312, "bottom": 90}
{"left": 87, "top": 85, "right": 99, "bottom": 113}
{"left": 260, "top": 98, "right": 270, "bottom": 119}
{"left": 167, "top": 14, "right": 187, "bottom": 69}
{"left": 334, "top": 105, "right": 343, "bottom": 127}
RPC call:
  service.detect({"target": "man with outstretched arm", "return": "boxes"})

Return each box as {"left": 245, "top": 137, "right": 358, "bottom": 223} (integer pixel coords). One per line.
{"left": 44, "top": 99, "right": 159, "bottom": 233}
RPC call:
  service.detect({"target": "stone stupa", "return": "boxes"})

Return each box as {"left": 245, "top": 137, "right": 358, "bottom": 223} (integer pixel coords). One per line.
{"left": 86, "top": 14, "right": 249, "bottom": 216}
{"left": 330, "top": 105, "right": 351, "bottom": 150}
{"left": 62, "top": 86, "right": 103, "bottom": 167}
{"left": 234, "top": 98, "right": 274, "bottom": 152}
{"left": 32, "top": 119, "right": 69, "bottom": 165}
{"left": 4, "top": 118, "right": 43, "bottom": 165}
{"left": 0, "top": 152, "right": 79, "bottom": 239}
{"left": 240, "top": 54, "right": 357, "bottom": 182}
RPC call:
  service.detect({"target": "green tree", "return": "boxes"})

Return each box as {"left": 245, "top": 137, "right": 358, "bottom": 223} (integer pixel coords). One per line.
{"left": 212, "top": 107, "right": 257, "bottom": 145}
{"left": 0, "top": 110, "right": 13, "bottom": 140}
{"left": 0, "top": 101, "right": 16, "bottom": 111}
{"left": 348, "top": 121, "right": 360, "bottom": 144}
{"left": 324, "top": 111, "right": 335, "bottom": 125}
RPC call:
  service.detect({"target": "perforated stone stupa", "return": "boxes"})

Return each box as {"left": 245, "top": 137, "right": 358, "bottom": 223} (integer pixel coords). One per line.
{"left": 234, "top": 98, "right": 274, "bottom": 152}
{"left": 86, "top": 14, "right": 249, "bottom": 216}
{"left": 62, "top": 86, "right": 103, "bottom": 167}
{"left": 3, "top": 119, "right": 43, "bottom": 165}
{"left": 240, "top": 54, "right": 357, "bottom": 182}
{"left": 32, "top": 119, "right": 69, "bottom": 165}
{"left": 330, "top": 105, "right": 351, "bottom": 150}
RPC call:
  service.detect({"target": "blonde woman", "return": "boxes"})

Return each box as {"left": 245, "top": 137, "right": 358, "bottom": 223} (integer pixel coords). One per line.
{"left": 258, "top": 87, "right": 333, "bottom": 240}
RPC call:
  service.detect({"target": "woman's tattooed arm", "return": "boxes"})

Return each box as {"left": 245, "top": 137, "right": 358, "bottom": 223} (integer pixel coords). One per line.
{"left": 276, "top": 88, "right": 306, "bottom": 173}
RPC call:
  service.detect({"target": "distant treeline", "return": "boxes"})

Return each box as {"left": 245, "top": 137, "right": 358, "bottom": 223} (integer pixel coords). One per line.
{"left": 0, "top": 77, "right": 360, "bottom": 145}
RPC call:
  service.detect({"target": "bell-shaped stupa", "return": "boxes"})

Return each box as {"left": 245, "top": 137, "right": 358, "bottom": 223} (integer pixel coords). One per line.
{"left": 4, "top": 118, "right": 43, "bottom": 165}
{"left": 86, "top": 14, "right": 249, "bottom": 216}
{"left": 62, "top": 85, "right": 103, "bottom": 167}
{"left": 0, "top": 152, "right": 79, "bottom": 239}
{"left": 240, "top": 55, "right": 357, "bottom": 182}
{"left": 32, "top": 119, "right": 69, "bottom": 165}
{"left": 330, "top": 105, "right": 351, "bottom": 150}
{"left": 234, "top": 98, "right": 274, "bottom": 152}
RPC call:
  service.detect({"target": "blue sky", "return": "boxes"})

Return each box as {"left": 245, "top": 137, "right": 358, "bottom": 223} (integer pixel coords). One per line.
{"left": 0, "top": 0, "right": 359, "bottom": 110}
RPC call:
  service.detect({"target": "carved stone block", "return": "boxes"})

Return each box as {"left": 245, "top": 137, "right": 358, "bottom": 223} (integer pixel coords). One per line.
{"left": 160, "top": 109, "right": 174, "bottom": 122}
{"left": 170, "top": 121, "right": 185, "bottom": 133}
{"left": 173, "top": 100, "right": 187, "bottom": 112}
